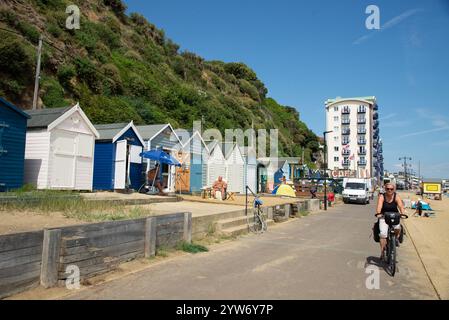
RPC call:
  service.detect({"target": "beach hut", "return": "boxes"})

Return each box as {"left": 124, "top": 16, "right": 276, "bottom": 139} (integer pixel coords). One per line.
{"left": 206, "top": 141, "right": 226, "bottom": 187}
{"left": 24, "top": 104, "right": 99, "bottom": 190}
{"left": 0, "top": 98, "right": 30, "bottom": 191}
{"left": 242, "top": 146, "right": 257, "bottom": 193}
{"left": 93, "top": 122, "right": 145, "bottom": 191}
{"left": 178, "top": 131, "right": 209, "bottom": 193}
{"left": 136, "top": 124, "right": 182, "bottom": 192}
{"left": 224, "top": 142, "right": 246, "bottom": 194}
{"left": 257, "top": 158, "right": 290, "bottom": 192}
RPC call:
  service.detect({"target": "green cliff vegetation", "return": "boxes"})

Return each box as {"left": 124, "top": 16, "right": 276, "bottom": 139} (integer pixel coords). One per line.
{"left": 0, "top": 0, "right": 320, "bottom": 161}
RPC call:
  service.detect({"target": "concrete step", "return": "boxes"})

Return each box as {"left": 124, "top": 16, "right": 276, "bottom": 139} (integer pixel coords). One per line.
{"left": 221, "top": 219, "right": 275, "bottom": 237}
{"left": 217, "top": 216, "right": 248, "bottom": 230}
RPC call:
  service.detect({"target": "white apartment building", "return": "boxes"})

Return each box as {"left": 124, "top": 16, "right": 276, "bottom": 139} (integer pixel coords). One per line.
{"left": 325, "top": 96, "right": 381, "bottom": 179}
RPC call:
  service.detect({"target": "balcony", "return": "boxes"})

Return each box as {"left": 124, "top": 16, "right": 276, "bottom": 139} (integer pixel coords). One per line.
{"left": 358, "top": 129, "right": 367, "bottom": 134}
{"left": 342, "top": 141, "right": 350, "bottom": 146}
{"left": 373, "top": 104, "right": 379, "bottom": 111}
{"left": 373, "top": 120, "right": 379, "bottom": 129}
{"left": 358, "top": 140, "right": 367, "bottom": 145}
{"left": 342, "top": 149, "right": 351, "bottom": 156}
{"left": 342, "top": 161, "right": 350, "bottom": 167}
{"left": 342, "top": 129, "right": 351, "bottom": 135}
{"left": 358, "top": 118, "right": 366, "bottom": 124}
{"left": 358, "top": 107, "right": 367, "bottom": 114}
{"left": 342, "top": 108, "right": 351, "bottom": 115}
{"left": 358, "top": 150, "right": 367, "bottom": 156}
{"left": 373, "top": 112, "right": 379, "bottom": 120}
{"left": 341, "top": 119, "right": 351, "bottom": 125}
{"left": 358, "top": 160, "right": 367, "bottom": 166}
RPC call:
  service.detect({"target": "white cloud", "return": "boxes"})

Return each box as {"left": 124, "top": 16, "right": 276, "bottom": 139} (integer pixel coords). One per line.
{"left": 399, "top": 126, "right": 449, "bottom": 138}
{"left": 379, "top": 113, "right": 397, "bottom": 121}
{"left": 353, "top": 8, "right": 423, "bottom": 45}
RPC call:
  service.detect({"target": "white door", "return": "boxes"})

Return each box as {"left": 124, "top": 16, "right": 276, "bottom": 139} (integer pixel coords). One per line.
{"left": 114, "top": 140, "right": 127, "bottom": 189}
{"left": 247, "top": 165, "right": 257, "bottom": 193}
{"left": 50, "top": 131, "right": 76, "bottom": 189}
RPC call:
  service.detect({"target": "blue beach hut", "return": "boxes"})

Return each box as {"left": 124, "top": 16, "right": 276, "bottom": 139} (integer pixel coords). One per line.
{"left": 93, "top": 121, "right": 145, "bottom": 191}
{"left": 0, "top": 98, "right": 30, "bottom": 191}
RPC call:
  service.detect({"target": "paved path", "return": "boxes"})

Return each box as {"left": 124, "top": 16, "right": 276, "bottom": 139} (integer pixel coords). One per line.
{"left": 67, "top": 202, "right": 438, "bottom": 300}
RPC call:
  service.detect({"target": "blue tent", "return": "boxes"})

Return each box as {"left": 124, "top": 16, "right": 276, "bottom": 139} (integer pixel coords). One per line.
{"left": 412, "top": 201, "right": 433, "bottom": 211}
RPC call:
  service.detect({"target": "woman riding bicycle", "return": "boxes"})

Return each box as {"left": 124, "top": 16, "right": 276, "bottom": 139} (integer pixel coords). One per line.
{"left": 375, "top": 183, "right": 406, "bottom": 259}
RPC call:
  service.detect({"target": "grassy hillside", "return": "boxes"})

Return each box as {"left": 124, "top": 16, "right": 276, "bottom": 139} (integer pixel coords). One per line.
{"left": 0, "top": 0, "right": 320, "bottom": 161}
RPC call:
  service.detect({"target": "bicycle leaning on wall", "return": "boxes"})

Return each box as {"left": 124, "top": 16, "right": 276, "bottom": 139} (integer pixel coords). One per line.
{"left": 245, "top": 186, "right": 268, "bottom": 234}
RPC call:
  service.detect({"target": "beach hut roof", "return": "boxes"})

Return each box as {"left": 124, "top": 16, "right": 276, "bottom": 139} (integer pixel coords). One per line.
{"left": 95, "top": 121, "right": 145, "bottom": 145}
{"left": 26, "top": 107, "right": 71, "bottom": 128}
{"left": 180, "top": 131, "right": 210, "bottom": 153}
{"left": 136, "top": 124, "right": 181, "bottom": 143}
{"left": 0, "top": 97, "right": 30, "bottom": 119}
{"left": 26, "top": 103, "right": 99, "bottom": 137}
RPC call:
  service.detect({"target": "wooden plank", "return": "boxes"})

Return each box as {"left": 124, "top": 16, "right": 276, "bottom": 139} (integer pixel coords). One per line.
{"left": 0, "top": 261, "right": 41, "bottom": 279}
{"left": 58, "top": 257, "right": 104, "bottom": 272}
{"left": 183, "top": 212, "right": 192, "bottom": 243}
{"left": 0, "top": 231, "right": 43, "bottom": 253}
{"left": 144, "top": 217, "right": 156, "bottom": 258}
{"left": 0, "top": 245, "right": 42, "bottom": 262}
{"left": 60, "top": 219, "right": 146, "bottom": 237}
{"left": 101, "top": 240, "right": 144, "bottom": 257}
{"left": 61, "top": 249, "right": 103, "bottom": 264}
{"left": 0, "top": 253, "right": 42, "bottom": 269}
{"left": 156, "top": 214, "right": 185, "bottom": 226}
{"left": 87, "top": 231, "right": 144, "bottom": 249}
{"left": 40, "top": 229, "right": 62, "bottom": 288}
{"left": 0, "top": 277, "right": 40, "bottom": 299}
{"left": 60, "top": 245, "right": 90, "bottom": 256}
{"left": 61, "top": 237, "right": 89, "bottom": 248}
{"left": 157, "top": 227, "right": 184, "bottom": 237}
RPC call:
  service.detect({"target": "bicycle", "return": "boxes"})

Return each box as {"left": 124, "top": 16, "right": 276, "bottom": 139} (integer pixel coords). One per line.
{"left": 382, "top": 212, "right": 409, "bottom": 277}
{"left": 245, "top": 186, "right": 267, "bottom": 234}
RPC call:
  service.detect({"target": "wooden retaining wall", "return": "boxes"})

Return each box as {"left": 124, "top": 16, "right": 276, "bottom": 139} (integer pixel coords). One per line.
{"left": 0, "top": 212, "right": 190, "bottom": 299}
{"left": 0, "top": 231, "right": 44, "bottom": 299}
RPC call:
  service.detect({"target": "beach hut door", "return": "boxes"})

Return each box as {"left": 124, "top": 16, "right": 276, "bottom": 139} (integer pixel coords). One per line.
{"left": 114, "top": 140, "right": 127, "bottom": 189}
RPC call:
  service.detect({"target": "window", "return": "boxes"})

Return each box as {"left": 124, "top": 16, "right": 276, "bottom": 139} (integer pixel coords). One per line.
{"left": 334, "top": 146, "right": 339, "bottom": 152}
{"left": 334, "top": 136, "right": 339, "bottom": 141}
{"left": 334, "top": 106, "right": 339, "bottom": 112}
{"left": 334, "top": 126, "right": 339, "bottom": 132}
{"left": 334, "top": 157, "right": 339, "bottom": 162}
{"left": 334, "top": 116, "right": 339, "bottom": 122}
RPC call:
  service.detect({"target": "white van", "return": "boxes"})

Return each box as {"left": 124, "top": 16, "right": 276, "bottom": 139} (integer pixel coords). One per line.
{"left": 343, "top": 178, "right": 371, "bottom": 205}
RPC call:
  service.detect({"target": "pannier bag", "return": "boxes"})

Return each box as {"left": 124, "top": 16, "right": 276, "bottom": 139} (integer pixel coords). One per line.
{"left": 373, "top": 221, "right": 380, "bottom": 243}
{"left": 384, "top": 212, "right": 401, "bottom": 226}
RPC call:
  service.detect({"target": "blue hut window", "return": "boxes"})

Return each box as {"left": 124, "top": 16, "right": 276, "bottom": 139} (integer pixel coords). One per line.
{"left": 0, "top": 123, "right": 10, "bottom": 155}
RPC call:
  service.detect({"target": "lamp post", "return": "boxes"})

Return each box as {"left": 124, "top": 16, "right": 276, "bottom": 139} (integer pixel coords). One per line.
{"left": 323, "top": 131, "right": 333, "bottom": 210}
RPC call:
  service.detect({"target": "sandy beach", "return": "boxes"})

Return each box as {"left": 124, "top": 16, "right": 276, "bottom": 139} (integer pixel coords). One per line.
{"left": 401, "top": 191, "right": 449, "bottom": 299}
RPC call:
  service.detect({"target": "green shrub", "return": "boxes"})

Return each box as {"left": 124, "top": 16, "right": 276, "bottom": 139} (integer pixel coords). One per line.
{"left": 176, "top": 242, "right": 209, "bottom": 254}
{"left": 0, "top": 32, "right": 34, "bottom": 75}
{"left": 41, "top": 77, "right": 68, "bottom": 108}
{"left": 57, "top": 64, "right": 76, "bottom": 88}
{"left": 239, "top": 79, "right": 260, "bottom": 101}
{"left": 103, "top": 0, "right": 127, "bottom": 16}
{"left": 47, "top": 22, "right": 62, "bottom": 38}
{"left": 17, "top": 21, "right": 40, "bottom": 43}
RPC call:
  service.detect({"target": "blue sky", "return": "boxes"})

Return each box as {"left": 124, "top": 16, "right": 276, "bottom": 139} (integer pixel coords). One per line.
{"left": 125, "top": 0, "right": 449, "bottom": 178}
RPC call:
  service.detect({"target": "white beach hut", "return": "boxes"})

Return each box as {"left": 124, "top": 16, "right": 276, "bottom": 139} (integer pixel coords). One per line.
{"left": 223, "top": 142, "right": 246, "bottom": 194}
{"left": 242, "top": 146, "right": 257, "bottom": 193}
{"left": 206, "top": 141, "right": 226, "bottom": 187}
{"left": 24, "top": 103, "right": 99, "bottom": 190}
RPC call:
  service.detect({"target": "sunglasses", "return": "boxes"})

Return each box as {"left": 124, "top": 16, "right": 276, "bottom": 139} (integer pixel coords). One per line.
{"left": 386, "top": 188, "right": 394, "bottom": 191}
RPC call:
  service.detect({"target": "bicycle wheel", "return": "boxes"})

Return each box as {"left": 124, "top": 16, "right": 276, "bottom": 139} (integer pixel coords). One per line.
{"left": 247, "top": 205, "right": 266, "bottom": 234}
{"left": 389, "top": 237, "right": 397, "bottom": 277}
